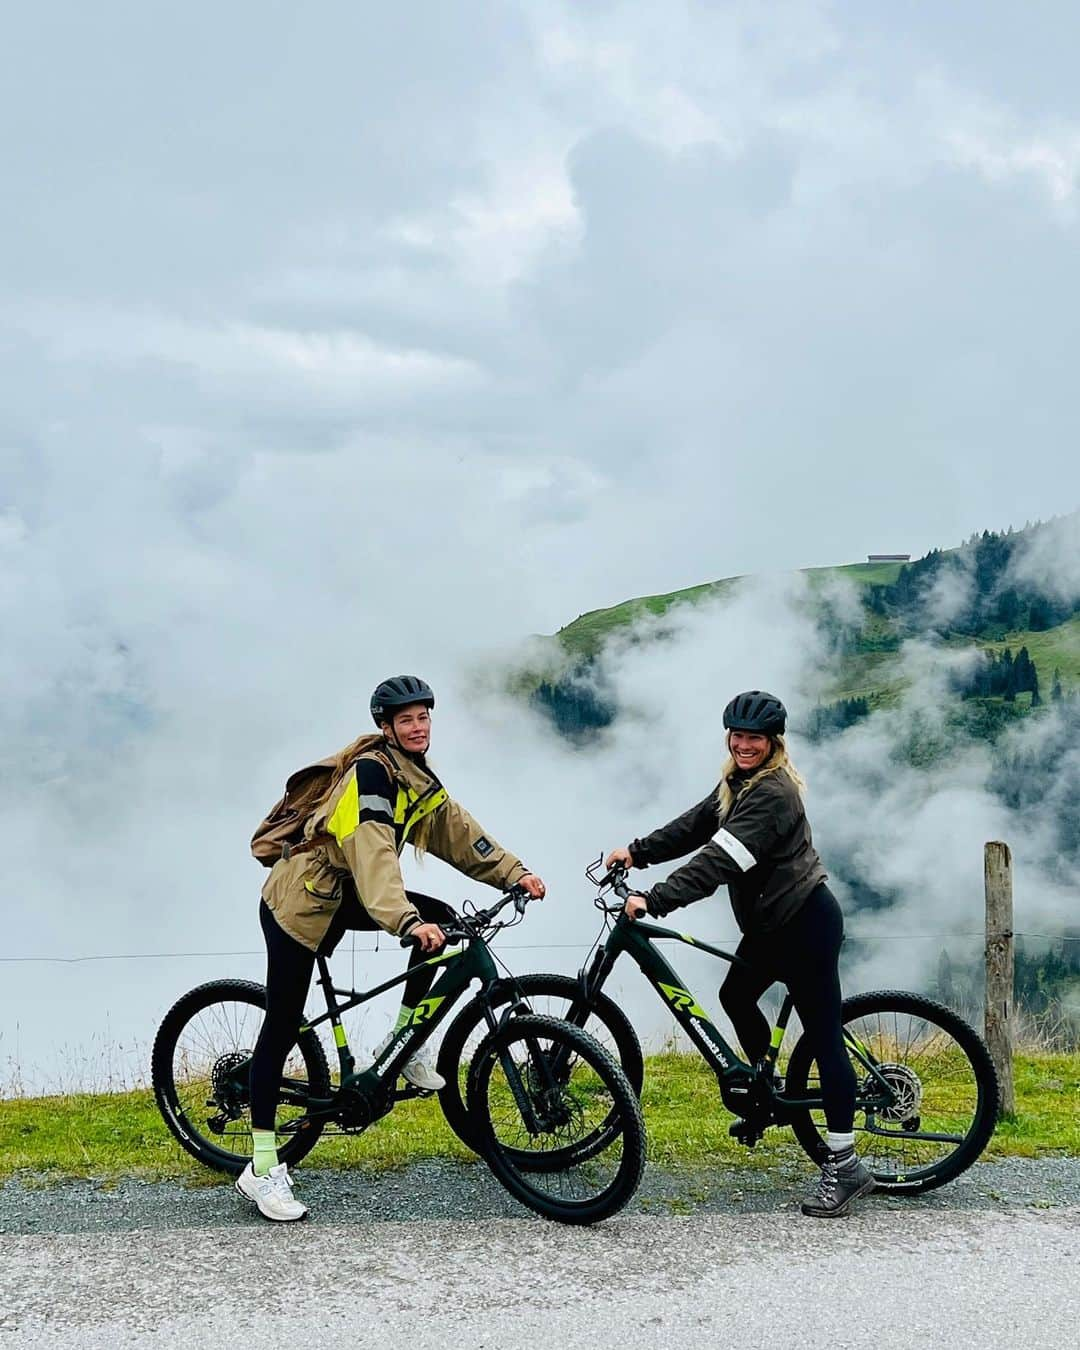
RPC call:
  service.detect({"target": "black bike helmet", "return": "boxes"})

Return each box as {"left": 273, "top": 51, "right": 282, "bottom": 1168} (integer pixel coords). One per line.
{"left": 370, "top": 675, "right": 435, "bottom": 726}
{"left": 722, "top": 690, "right": 787, "bottom": 735}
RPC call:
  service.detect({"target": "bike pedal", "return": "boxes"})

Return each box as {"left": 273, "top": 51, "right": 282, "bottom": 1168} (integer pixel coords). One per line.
{"left": 728, "top": 1118, "right": 766, "bottom": 1148}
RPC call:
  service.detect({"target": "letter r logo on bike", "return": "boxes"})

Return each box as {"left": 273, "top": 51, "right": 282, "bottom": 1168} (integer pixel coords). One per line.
{"left": 408, "top": 996, "right": 446, "bottom": 1025}
{"left": 658, "top": 983, "right": 710, "bottom": 1020}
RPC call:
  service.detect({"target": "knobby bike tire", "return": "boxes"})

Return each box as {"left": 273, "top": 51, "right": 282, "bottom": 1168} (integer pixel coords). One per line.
{"left": 467, "top": 1014, "right": 646, "bottom": 1225}
{"left": 437, "top": 974, "right": 644, "bottom": 1157}
{"left": 784, "top": 989, "right": 999, "bottom": 1194}
{"left": 151, "top": 978, "right": 332, "bottom": 1176}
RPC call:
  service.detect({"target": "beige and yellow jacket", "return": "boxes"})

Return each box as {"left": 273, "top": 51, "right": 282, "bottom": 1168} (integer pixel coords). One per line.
{"left": 261, "top": 737, "right": 529, "bottom": 951}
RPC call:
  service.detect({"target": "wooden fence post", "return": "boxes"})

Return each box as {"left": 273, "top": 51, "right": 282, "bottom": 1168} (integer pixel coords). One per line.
{"left": 984, "top": 841, "right": 1015, "bottom": 1117}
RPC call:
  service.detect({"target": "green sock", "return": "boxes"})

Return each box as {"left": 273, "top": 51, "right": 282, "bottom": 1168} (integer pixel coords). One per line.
{"left": 394, "top": 1006, "right": 414, "bottom": 1033}
{"left": 251, "top": 1128, "right": 279, "bottom": 1177}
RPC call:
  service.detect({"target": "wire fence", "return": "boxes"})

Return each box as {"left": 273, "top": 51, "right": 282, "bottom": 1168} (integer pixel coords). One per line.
{"left": 2, "top": 930, "right": 1078, "bottom": 964}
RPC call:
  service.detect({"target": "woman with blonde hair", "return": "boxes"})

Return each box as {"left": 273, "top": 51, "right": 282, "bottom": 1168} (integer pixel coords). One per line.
{"left": 605, "top": 690, "right": 872, "bottom": 1218}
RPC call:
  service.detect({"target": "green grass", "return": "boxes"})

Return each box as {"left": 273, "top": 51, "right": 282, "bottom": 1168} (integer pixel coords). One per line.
{"left": 977, "top": 615, "right": 1080, "bottom": 690}
{"left": 2, "top": 1050, "right": 1076, "bottom": 1183}
{"left": 552, "top": 559, "right": 907, "bottom": 660}
{"left": 544, "top": 545, "right": 1078, "bottom": 711}
{"left": 555, "top": 577, "right": 743, "bottom": 660}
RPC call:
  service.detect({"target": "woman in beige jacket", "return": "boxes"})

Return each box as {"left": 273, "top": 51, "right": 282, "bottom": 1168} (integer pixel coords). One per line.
{"left": 238, "top": 675, "right": 545, "bottom": 1221}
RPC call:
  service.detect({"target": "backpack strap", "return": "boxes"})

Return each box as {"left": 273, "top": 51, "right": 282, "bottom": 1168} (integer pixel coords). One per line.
{"left": 282, "top": 834, "right": 333, "bottom": 860}
{"left": 286, "top": 748, "right": 404, "bottom": 859}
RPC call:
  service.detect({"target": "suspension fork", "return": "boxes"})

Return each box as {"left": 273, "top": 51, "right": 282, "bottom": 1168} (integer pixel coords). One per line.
{"left": 543, "top": 942, "right": 618, "bottom": 1080}
{"left": 580, "top": 941, "right": 618, "bottom": 1008}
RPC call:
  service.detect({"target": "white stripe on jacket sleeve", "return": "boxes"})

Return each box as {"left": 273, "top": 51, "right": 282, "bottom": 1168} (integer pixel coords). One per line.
{"left": 711, "top": 827, "right": 757, "bottom": 872}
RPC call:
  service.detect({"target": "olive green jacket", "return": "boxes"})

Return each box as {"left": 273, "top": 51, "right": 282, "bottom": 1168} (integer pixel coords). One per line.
{"left": 261, "top": 739, "right": 528, "bottom": 951}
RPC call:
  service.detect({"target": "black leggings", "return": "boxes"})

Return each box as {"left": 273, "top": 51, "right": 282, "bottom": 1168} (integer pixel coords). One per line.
{"left": 249, "top": 890, "right": 456, "bottom": 1131}
{"left": 718, "top": 883, "right": 856, "bottom": 1133}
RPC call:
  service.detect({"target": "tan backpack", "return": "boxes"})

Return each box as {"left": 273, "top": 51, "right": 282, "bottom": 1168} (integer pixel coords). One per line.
{"left": 250, "top": 734, "right": 396, "bottom": 867}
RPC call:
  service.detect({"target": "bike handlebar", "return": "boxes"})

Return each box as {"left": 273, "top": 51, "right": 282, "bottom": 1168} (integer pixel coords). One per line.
{"left": 587, "top": 858, "right": 644, "bottom": 914}
{"left": 398, "top": 883, "right": 533, "bottom": 948}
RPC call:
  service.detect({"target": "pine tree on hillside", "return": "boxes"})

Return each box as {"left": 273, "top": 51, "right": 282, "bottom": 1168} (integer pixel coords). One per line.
{"left": 1052, "top": 668, "right": 1064, "bottom": 703}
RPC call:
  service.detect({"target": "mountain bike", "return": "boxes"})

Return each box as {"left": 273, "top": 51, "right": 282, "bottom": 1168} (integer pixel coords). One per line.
{"left": 435, "top": 862, "right": 999, "bottom": 1194}
{"left": 151, "top": 885, "right": 646, "bottom": 1224}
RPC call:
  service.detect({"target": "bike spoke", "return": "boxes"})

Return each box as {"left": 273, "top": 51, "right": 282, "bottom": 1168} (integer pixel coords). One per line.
{"left": 810, "top": 1004, "right": 985, "bottom": 1180}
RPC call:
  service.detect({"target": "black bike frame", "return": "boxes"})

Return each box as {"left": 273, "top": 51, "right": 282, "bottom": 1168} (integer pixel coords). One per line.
{"left": 580, "top": 914, "right": 896, "bottom": 1111}
{"left": 293, "top": 936, "right": 505, "bottom": 1105}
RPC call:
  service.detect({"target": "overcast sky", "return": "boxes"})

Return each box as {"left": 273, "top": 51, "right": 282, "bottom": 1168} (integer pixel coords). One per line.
{"left": 4, "top": 2, "right": 1080, "bottom": 1087}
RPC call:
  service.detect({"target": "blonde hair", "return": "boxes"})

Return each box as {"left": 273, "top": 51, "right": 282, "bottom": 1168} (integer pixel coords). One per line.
{"left": 716, "top": 732, "right": 806, "bottom": 817}
{"left": 410, "top": 810, "right": 435, "bottom": 860}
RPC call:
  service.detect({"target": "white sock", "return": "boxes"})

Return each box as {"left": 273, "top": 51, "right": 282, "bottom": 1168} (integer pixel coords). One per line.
{"left": 826, "top": 1131, "right": 855, "bottom": 1155}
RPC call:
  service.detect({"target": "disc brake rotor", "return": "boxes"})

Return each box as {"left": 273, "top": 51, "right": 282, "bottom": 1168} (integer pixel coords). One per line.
{"left": 525, "top": 1057, "right": 580, "bottom": 1131}
{"left": 867, "top": 1062, "right": 924, "bottom": 1124}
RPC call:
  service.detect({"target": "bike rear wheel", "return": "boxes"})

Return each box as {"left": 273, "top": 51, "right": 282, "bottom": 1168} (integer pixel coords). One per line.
{"left": 437, "top": 974, "right": 643, "bottom": 1155}
{"left": 784, "top": 990, "right": 999, "bottom": 1194}
{"left": 151, "top": 979, "right": 331, "bottom": 1175}
{"left": 468, "top": 1014, "right": 646, "bottom": 1224}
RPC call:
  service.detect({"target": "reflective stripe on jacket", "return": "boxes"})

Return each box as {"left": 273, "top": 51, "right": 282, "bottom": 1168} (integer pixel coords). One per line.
{"left": 261, "top": 739, "right": 528, "bottom": 951}
{"left": 630, "top": 768, "right": 826, "bottom": 935}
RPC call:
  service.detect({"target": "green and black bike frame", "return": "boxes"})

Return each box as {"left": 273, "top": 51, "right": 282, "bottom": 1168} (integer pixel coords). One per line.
{"left": 287, "top": 929, "right": 550, "bottom": 1132}
{"left": 577, "top": 913, "right": 899, "bottom": 1116}
{"left": 279, "top": 938, "right": 497, "bottom": 1115}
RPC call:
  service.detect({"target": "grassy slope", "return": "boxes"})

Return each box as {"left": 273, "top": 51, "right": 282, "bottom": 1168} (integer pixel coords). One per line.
{"left": 555, "top": 560, "right": 905, "bottom": 661}
{"left": 826, "top": 616, "right": 1080, "bottom": 707}
{"left": 2, "top": 1051, "right": 1077, "bottom": 1182}
{"left": 979, "top": 615, "right": 1080, "bottom": 688}
{"left": 550, "top": 557, "right": 1077, "bottom": 707}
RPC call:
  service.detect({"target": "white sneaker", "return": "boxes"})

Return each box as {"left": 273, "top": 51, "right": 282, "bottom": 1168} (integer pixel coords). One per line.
{"left": 236, "top": 1161, "right": 308, "bottom": 1222}
{"left": 402, "top": 1038, "right": 445, "bottom": 1091}
{"left": 372, "top": 1029, "right": 446, "bottom": 1091}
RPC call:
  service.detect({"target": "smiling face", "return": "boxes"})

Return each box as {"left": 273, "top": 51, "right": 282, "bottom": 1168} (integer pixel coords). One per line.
{"left": 728, "top": 729, "right": 772, "bottom": 773}
{"left": 386, "top": 704, "right": 432, "bottom": 754}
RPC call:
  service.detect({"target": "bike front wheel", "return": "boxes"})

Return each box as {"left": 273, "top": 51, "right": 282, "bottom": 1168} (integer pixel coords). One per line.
{"left": 468, "top": 1014, "right": 646, "bottom": 1224}
{"left": 784, "top": 990, "right": 999, "bottom": 1194}
{"left": 437, "top": 973, "right": 643, "bottom": 1156}
{"left": 151, "top": 979, "right": 332, "bottom": 1175}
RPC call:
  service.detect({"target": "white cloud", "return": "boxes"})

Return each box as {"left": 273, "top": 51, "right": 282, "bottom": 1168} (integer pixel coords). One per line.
{"left": 4, "top": 0, "right": 1080, "bottom": 1088}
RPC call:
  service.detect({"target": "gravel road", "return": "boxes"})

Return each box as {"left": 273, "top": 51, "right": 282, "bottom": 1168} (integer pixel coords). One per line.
{"left": 2, "top": 1159, "right": 1078, "bottom": 1348}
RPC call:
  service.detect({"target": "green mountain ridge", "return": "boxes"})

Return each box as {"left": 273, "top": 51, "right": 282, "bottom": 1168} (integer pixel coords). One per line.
{"left": 520, "top": 519, "right": 1080, "bottom": 738}
{"left": 552, "top": 559, "right": 908, "bottom": 662}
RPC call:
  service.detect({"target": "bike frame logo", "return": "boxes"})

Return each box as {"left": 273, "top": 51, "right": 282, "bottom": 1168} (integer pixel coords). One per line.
{"left": 658, "top": 983, "right": 730, "bottom": 1067}
{"left": 658, "top": 983, "right": 709, "bottom": 1019}
{"left": 406, "top": 996, "right": 445, "bottom": 1026}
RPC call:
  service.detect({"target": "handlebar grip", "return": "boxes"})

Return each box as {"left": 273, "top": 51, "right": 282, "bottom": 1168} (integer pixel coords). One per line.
{"left": 402, "top": 927, "right": 467, "bottom": 949}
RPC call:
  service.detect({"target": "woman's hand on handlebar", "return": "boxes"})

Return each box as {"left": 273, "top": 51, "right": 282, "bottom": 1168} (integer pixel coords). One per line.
{"left": 623, "top": 894, "right": 648, "bottom": 920}
{"left": 519, "top": 873, "right": 546, "bottom": 899}
{"left": 604, "top": 846, "right": 635, "bottom": 871}
{"left": 411, "top": 922, "right": 446, "bottom": 953}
